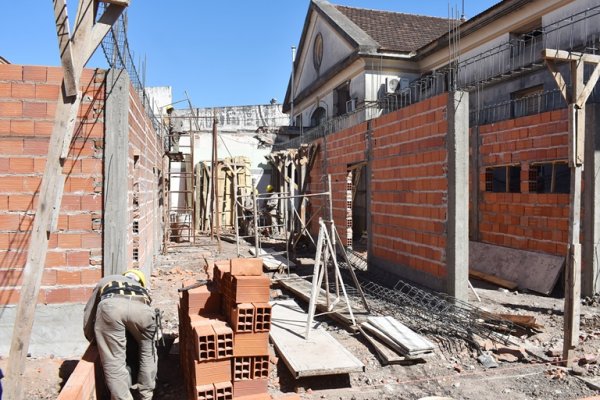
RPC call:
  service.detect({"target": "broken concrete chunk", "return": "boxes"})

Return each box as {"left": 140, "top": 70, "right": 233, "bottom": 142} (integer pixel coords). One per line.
{"left": 496, "top": 352, "right": 519, "bottom": 363}
{"left": 477, "top": 352, "right": 498, "bottom": 368}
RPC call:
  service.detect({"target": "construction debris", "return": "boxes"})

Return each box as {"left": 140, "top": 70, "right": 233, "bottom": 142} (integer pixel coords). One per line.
{"left": 361, "top": 316, "right": 435, "bottom": 357}
{"left": 357, "top": 326, "right": 421, "bottom": 365}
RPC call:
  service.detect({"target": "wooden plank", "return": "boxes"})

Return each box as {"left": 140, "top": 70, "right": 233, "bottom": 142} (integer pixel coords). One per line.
{"left": 546, "top": 61, "right": 569, "bottom": 103}
{"left": 543, "top": 49, "right": 600, "bottom": 64}
{"left": 276, "top": 275, "right": 370, "bottom": 329}
{"left": 249, "top": 247, "right": 296, "bottom": 271}
{"left": 489, "top": 313, "right": 544, "bottom": 330}
{"left": 57, "top": 344, "right": 100, "bottom": 400}
{"left": 5, "top": 2, "right": 128, "bottom": 398}
{"left": 357, "top": 326, "right": 414, "bottom": 365}
{"left": 361, "top": 322, "right": 407, "bottom": 356}
{"left": 469, "top": 269, "right": 518, "bottom": 290}
{"left": 366, "top": 316, "right": 435, "bottom": 356}
{"left": 99, "top": 0, "right": 130, "bottom": 5}
{"left": 577, "top": 63, "right": 600, "bottom": 108}
{"left": 269, "top": 299, "right": 364, "bottom": 378}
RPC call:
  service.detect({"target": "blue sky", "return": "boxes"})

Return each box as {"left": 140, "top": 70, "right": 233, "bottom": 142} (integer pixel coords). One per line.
{"left": 1, "top": 0, "right": 497, "bottom": 108}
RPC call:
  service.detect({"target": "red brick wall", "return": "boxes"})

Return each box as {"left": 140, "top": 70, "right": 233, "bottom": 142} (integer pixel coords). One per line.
{"left": 127, "top": 85, "right": 163, "bottom": 271}
{"left": 477, "top": 109, "right": 570, "bottom": 256}
{"left": 370, "top": 95, "right": 449, "bottom": 279}
{"left": 306, "top": 94, "right": 449, "bottom": 282}
{"left": 0, "top": 65, "right": 105, "bottom": 305}
{"left": 0, "top": 64, "right": 164, "bottom": 306}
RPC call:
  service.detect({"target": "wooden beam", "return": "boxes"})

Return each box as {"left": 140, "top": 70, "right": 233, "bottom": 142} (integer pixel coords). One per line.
{"left": 53, "top": 0, "right": 77, "bottom": 96}
{"left": 543, "top": 49, "right": 600, "bottom": 64}
{"left": 546, "top": 61, "right": 569, "bottom": 103}
{"left": 469, "top": 269, "right": 518, "bottom": 290}
{"left": 98, "top": 0, "right": 130, "bottom": 5}
{"left": 5, "top": 1, "right": 127, "bottom": 398}
{"left": 577, "top": 63, "right": 600, "bottom": 108}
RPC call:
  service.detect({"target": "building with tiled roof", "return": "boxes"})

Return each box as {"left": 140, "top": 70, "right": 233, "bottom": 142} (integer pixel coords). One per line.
{"left": 282, "top": 0, "right": 453, "bottom": 131}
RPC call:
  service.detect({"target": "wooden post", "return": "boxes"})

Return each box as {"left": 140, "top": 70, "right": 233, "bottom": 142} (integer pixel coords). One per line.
{"left": 543, "top": 49, "right": 600, "bottom": 367}
{"left": 5, "top": 2, "right": 129, "bottom": 398}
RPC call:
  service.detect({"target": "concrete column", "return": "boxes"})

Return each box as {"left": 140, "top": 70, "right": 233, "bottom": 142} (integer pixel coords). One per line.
{"left": 104, "top": 69, "right": 130, "bottom": 276}
{"left": 446, "top": 91, "right": 469, "bottom": 301}
{"left": 469, "top": 125, "right": 480, "bottom": 241}
{"left": 583, "top": 103, "right": 600, "bottom": 296}
{"left": 365, "top": 120, "right": 373, "bottom": 264}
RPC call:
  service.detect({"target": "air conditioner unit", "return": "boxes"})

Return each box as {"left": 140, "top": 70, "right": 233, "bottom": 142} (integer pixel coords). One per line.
{"left": 346, "top": 98, "right": 356, "bottom": 113}
{"left": 385, "top": 77, "right": 411, "bottom": 94}
{"left": 385, "top": 78, "right": 400, "bottom": 94}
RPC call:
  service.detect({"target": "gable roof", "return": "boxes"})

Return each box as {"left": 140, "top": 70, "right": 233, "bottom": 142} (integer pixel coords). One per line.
{"left": 334, "top": 5, "right": 451, "bottom": 53}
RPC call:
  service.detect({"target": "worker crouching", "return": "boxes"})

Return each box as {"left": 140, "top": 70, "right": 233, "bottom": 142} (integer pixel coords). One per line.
{"left": 83, "top": 269, "right": 158, "bottom": 400}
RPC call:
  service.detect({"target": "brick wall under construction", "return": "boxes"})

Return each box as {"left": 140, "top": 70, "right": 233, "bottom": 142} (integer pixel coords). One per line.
{"left": 0, "top": 64, "right": 163, "bottom": 306}
{"left": 306, "top": 94, "right": 451, "bottom": 287}
{"left": 476, "top": 108, "right": 570, "bottom": 256}
{"left": 370, "top": 95, "right": 450, "bottom": 280}
{"left": 0, "top": 65, "right": 105, "bottom": 305}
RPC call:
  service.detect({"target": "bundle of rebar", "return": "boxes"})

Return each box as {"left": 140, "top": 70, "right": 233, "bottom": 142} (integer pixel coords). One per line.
{"left": 333, "top": 251, "right": 517, "bottom": 346}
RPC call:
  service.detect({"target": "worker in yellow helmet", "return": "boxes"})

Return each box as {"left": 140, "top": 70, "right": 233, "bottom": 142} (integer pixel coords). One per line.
{"left": 262, "top": 184, "right": 281, "bottom": 236}
{"left": 83, "top": 269, "right": 158, "bottom": 400}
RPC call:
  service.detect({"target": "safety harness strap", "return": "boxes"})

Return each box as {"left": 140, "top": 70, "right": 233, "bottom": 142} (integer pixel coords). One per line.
{"left": 100, "top": 280, "right": 151, "bottom": 303}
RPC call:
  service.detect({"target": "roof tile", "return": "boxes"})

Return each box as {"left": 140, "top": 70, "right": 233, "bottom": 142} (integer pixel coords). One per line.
{"left": 335, "top": 5, "right": 451, "bottom": 53}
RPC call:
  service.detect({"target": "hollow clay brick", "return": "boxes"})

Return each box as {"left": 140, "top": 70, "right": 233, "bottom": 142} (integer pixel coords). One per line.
{"left": 232, "top": 379, "right": 268, "bottom": 398}
{"left": 213, "top": 381, "right": 233, "bottom": 400}
{"left": 252, "top": 303, "right": 271, "bottom": 332}
{"left": 233, "top": 333, "right": 269, "bottom": 357}
{"left": 230, "top": 275, "right": 270, "bottom": 303}
{"left": 193, "top": 359, "right": 232, "bottom": 386}
{"left": 231, "top": 303, "right": 254, "bottom": 333}
{"left": 230, "top": 257, "right": 263, "bottom": 276}
{"left": 194, "top": 384, "right": 215, "bottom": 400}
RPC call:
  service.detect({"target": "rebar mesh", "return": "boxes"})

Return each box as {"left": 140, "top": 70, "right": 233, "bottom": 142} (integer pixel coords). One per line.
{"left": 97, "top": 4, "right": 167, "bottom": 144}
{"left": 330, "top": 251, "right": 517, "bottom": 347}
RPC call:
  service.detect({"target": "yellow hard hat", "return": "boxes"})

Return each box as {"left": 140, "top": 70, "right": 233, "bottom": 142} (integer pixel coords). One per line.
{"left": 266, "top": 185, "right": 274, "bottom": 193}
{"left": 123, "top": 269, "right": 147, "bottom": 287}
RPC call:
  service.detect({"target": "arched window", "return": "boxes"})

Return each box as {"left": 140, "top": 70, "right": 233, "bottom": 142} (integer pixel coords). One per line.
{"left": 310, "top": 107, "right": 326, "bottom": 127}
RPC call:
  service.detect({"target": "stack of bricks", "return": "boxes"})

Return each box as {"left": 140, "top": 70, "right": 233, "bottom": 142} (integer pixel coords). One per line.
{"left": 179, "top": 257, "right": 273, "bottom": 400}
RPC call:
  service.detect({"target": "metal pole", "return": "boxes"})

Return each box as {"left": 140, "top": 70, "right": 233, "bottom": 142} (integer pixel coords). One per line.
{"left": 291, "top": 46, "right": 296, "bottom": 127}
{"left": 327, "top": 175, "right": 339, "bottom": 297}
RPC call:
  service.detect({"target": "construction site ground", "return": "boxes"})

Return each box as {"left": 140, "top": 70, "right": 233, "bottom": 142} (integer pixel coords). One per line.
{"left": 4, "top": 236, "right": 600, "bottom": 400}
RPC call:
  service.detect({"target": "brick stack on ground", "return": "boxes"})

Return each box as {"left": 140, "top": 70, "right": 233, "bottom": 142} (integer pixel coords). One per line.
{"left": 178, "top": 257, "right": 273, "bottom": 400}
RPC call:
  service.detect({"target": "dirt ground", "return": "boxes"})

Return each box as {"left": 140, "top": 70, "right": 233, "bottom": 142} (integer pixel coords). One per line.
{"left": 4, "top": 235, "right": 600, "bottom": 399}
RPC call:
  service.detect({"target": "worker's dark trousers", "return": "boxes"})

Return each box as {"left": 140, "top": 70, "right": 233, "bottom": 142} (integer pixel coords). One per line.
{"left": 95, "top": 297, "right": 157, "bottom": 400}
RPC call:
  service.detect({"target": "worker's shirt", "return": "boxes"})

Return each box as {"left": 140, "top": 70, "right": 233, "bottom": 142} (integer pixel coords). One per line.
{"left": 83, "top": 275, "right": 151, "bottom": 342}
